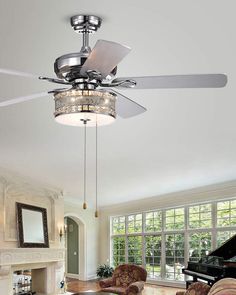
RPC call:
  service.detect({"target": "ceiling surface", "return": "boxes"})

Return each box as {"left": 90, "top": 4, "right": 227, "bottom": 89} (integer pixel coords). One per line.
{"left": 0, "top": 0, "right": 236, "bottom": 207}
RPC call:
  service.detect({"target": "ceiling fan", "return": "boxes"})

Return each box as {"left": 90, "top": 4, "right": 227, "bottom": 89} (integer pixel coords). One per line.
{"left": 0, "top": 15, "right": 227, "bottom": 127}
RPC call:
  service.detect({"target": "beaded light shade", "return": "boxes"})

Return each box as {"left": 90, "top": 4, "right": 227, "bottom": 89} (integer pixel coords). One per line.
{"left": 54, "top": 89, "right": 116, "bottom": 126}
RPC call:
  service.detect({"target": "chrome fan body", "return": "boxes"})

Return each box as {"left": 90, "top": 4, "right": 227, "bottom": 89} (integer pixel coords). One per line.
{"left": 0, "top": 15, "right": 228, "bottom": 126}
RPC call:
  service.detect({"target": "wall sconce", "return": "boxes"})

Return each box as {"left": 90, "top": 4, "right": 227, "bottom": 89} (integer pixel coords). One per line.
{"left": 59, "top": 224, "right": 67, "bottom": 242}
{"left": 59, "top": 227, "right": 63, "bottom": 242}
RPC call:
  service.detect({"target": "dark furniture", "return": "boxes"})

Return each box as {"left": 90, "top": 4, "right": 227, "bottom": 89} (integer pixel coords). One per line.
{"left": 182, "top": 234, "right": 236, "bottom": 287}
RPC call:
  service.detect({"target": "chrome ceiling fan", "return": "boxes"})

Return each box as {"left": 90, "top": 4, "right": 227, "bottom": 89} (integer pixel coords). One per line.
{"left": 0, "top": 15, "right": 227, "bottom": 127}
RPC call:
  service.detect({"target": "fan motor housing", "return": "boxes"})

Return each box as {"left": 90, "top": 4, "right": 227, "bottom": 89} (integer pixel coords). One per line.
{"left": 54, "top": 52, "right": 117, "bottom": 82}
{"left": 54, "top": 52, "right": 88, "bottom": 81}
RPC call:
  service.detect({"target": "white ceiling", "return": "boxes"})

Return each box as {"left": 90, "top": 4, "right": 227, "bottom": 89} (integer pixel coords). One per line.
{"left": 0, "top": 0, "right": 236, "bottom": 207}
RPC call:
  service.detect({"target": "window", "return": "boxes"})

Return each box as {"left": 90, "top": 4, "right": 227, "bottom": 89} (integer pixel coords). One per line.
{"left": 165, "top": 233, "right": 185, "bottom": 281}
{"left": 128, "top": 214, "right": 142, "bottom": 233}
{"left": 112, "top": 216, "right": 126, "bottom": 235}
{"left": 165, "top": 208, "right": 184, "bottom": 230}
{"left": 127, "top": 235, "right": 142, "bottom": 265}
{"left": 189, "top": 203, "right": 212, "bottom": 228}
{"left": 110, "top": 198, "right": 236, "bottom": 284}
{"left": 189, "top": 232, "right": 212, "bottom": 262}
{"left": 217, "top": 200, "right": 236, "bottom": 227}
{"left": 145, "top": 211, "right": 162, "bottom": 232}
{"left": 145, "top": 235, "right": 161, "bottom": 278}
{"left": 112, "top": 236, "right": 126, "bottom": 267}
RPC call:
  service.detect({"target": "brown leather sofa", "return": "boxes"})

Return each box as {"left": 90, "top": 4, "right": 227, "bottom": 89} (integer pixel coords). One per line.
{"left": 99, "top": 264, "right": 147, "bottom": 295}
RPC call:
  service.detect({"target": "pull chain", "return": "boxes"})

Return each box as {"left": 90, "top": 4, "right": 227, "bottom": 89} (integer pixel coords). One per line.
{"left": 95, "top": 120, "right": 98, "bottom": 218}
{"left": 83, "top": 120, "right": 87, "bottom": 209}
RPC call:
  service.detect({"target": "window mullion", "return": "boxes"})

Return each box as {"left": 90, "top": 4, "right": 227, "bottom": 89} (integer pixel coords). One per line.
{"left": 142, "top": 212, "right": 145, "bottom": 268}
{"left": 125, "top": 215, "right": 128, "bottom": 263}
{"left": 161, "top": 209, "right": 166, "bottom": 280}
{"left": 212, "top": 202, "right": 217, "bottom": 250}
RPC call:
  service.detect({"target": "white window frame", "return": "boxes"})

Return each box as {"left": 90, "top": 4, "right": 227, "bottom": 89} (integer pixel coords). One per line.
{"left": 110, "top": 197, "right": 236, "bottom": 284}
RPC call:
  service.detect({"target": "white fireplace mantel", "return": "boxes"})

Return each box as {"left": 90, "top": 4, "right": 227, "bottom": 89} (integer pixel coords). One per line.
{"left": 0, "top": 248, "right": 65, "bottom": 295}
{"left": 0, "top": 248, "right": 65, "bottom": 268}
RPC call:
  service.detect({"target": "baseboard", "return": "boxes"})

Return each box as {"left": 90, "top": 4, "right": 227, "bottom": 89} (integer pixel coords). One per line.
{"left": 86, "top": 273, "right": 97, "bottom": 280}
{"left": 66, "top": 272, "right": 97, "bottom": 281}
{"left": 66, "top": 273, "right": 80, "bottom": 279}
{"left": 146, "top": 279, "right": 185, "bottom": 289}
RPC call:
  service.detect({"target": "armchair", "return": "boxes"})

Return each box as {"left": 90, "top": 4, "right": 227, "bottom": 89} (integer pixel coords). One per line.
{"left": 176, "top": 282, "right": 211, "bottom": 295}
{"left": 99, "top": 264, "right": 147, "bottom": 295}
{"left": 176, "top": 278, "right": 236, "bottom": 295}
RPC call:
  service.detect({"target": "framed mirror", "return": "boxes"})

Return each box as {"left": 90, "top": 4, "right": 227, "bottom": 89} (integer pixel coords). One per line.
{"left": 16, "top": 202, "right": 49, "bottom": 248}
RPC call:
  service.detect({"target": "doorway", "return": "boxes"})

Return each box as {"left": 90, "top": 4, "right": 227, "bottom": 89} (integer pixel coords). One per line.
{"left": 64, "top": 214, "right": 86, "bottom": 280}
{"left": 65, "top": 217, "right": 79, "bottom": 275}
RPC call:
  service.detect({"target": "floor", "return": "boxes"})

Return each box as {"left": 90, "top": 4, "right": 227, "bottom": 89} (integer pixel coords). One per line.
{"left": 66, "top": 278, "right": 185, "bottom": 295}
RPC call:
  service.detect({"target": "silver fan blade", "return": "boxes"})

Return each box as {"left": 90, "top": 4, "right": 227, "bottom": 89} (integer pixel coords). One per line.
{"left": 109, "top": 89, "right": 146, "bottom": 118}
{"left": 113, "top": 74, "right": 228, "bottom": 89}
{"left": 80, "top": 40, "right": 131, "bottom": 78}
{"left": 0, "top": 92, "right": 49, "bottom": 107}
{"left": 0, "top": 68, "right": 40, "bottom": 79}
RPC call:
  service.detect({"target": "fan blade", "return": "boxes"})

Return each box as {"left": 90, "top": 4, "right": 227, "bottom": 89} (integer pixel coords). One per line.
{"left": 109, "top": 89, "right": 146, "bottom": 118}
{"left": 0, "top": 92, "right": 49, "bottom": 107}
{"left": 113, "top": 74, "right": 228, "bottom": 89}
{"left": 80, "top": 40, "right": 131, "bottom": 78}
{"left": 0, "top": 68, "right": 40, "bottom": 79}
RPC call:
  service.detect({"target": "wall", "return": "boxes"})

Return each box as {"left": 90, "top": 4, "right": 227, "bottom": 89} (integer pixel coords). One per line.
{"left": 99, "top": 180, "right": 236, "bottom": 265}
{"left": 0, "top": 168, "right": 64, "bottom": 249}
{"left": 64, "top": 200, "right": 99, "bottom": 280}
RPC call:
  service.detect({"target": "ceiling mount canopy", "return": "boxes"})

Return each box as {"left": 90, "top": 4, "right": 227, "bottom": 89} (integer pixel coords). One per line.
{"left": 70, "top": 14, "right": 102, "bottom": 33}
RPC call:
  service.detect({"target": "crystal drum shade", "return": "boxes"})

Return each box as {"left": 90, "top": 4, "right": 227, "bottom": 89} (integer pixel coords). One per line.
{"left": 54, "top": 89, "right": 116, "bottom": 126}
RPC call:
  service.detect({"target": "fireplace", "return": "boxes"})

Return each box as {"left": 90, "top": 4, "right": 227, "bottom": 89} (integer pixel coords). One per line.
{"left": 13, "top": 270, "right": 34, "bottom": 295}
{"left": 0, "top": 248, "right": 65, "bottom": 295}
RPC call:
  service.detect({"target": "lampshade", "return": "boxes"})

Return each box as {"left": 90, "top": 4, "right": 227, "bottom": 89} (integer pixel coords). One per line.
{"left": 54, "top": 89, "right": 116, "bottom": 126}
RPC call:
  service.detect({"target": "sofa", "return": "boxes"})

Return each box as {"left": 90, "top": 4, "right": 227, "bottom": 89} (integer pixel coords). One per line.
{"left": 99, "top": 264, "right": 147, "bottom": 295}
{"left": 176, "top": 278, "right": 236, "bottom": 295}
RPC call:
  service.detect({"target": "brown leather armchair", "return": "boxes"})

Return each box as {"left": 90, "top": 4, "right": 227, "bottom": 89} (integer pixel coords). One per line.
{"left": 99, "top": 264, "right": 147, "bottom": 295}
{"left": 176, "top": 282, "right": 211, "bottom": 295}
{"left": 176, "top": 278, "right": 236, "bottom": 295}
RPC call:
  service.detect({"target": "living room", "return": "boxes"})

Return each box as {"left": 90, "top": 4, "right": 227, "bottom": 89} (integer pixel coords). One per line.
{"left": 0, "top": 1, "right": 236, "bottom": 295}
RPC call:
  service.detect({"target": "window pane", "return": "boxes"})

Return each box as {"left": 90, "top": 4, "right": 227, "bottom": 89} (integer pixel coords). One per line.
{"left": 145, "top": 211, "right": 162, "bottom": 232}
{"left": 188, "top": 204, "right": 212, "bottom": 229}
{"left": 217, "top": 200, "right": 236, "bottom": 227}
{"left": 165, "top": 208, "right": 184, "bottom": 230}
{"left": 145, "top": 235, "right": 161, "bottom": 279}
{"left": 112, "top": 236, "right": 126, "bottom": 267}
{"left": 165, "top": 234, "right": 185, "bottom": 281}
{"left": 189, "top": 232, "right": 211, "bottom": 262}
{"left": 112, "top": 216, "right": 126, "bottom": 234}
{"left": 128, "top": 236, "right": 142, "bottom": 265}
{"left": 217, "top": 231, "right": 236, "bottom": 247}
{"left": 127, "top": 214, "right": 142, "bottom": 233}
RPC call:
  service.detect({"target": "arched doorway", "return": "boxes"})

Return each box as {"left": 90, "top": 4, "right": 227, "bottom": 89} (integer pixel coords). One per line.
{"left": 64, "top": 213, "right": 86, "bottom": 280}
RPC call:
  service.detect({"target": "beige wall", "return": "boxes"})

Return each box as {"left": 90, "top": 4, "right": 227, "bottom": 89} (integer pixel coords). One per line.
{"left": 0, "top": 168, "right": 64, "bottom": 249}
{"left": 99, "top": 180, "right": 236, "bottom": 264}
{"left": 64, "top": 200, "right": 100, "bottom": 280}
